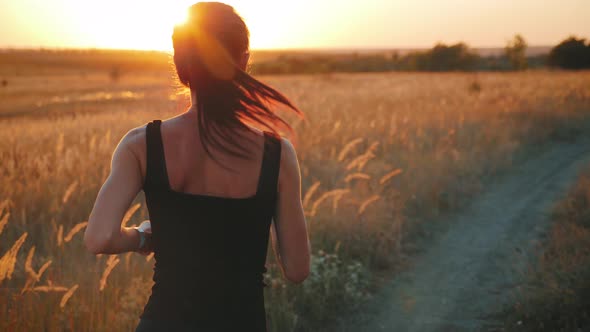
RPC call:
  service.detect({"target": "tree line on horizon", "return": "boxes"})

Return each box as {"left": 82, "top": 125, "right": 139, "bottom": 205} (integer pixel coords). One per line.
{"left": 2, "top": 35, "right": 587, "bottom": 79}
{"left": 250, "top": 35, "right": 590, "bottom": 75}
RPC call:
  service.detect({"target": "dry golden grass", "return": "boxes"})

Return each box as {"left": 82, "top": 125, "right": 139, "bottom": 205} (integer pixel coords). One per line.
{"left": 379, "top": 169, "right": 403, "bottom": 185}
{"left": 345, "top": 142, "right": 378, "bottom": 171}
{"left": 121, "top": 203, "right": 142, "bottom": 227}
{"left": 60, "top": 284, "right": 79, "bottom": 309}
{"left": 302, "top": 181, "right": 321, "bottom": 208}
{"left": 62, "top": 180, "right": 79, "bottom": 204}
{"left": 99, "top": 255, "right": 120, "bottom": 292}
{"left": 0, "top": 233, "right": 28, "bottom": 285}
{"left": 1, "top": 67, "right": 590, "bottom": 331}
{"left": 31, "top": 285, "right": 69, "bottom": 292}
{"left": 344, "top": 173, "right": 371, "bottom": 183}
{"left": 56, "top": 225, "right": 64, "bottom": 247}
{"left": 24, "top": 246, "right": 37, "bottom": 278}
{"left": 500, "top": 166, "right": 590, "bottom": 331}
{"left": 337, "top": 138, "right": 364, "bottom": 161}
{"left": 22, "top": 245, "right": 53, "bottom": 293}
{"left": 309, "top": 189, "right": 351, "bottom": 217}
{"left": 0, "top": 212, "right": 9, "bottom": 236}
{"left": 63, "top": 222, "right": 88, "bottom": 243}
{"left": 357, "top": 195, "right": 381, "bottom": 217}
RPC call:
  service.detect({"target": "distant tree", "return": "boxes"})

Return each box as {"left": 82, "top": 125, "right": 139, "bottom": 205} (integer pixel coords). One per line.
{"left": 549, "top": 36, "right": 590, "bottom": 69}
{"left": 426, "top": 43, "right": 479, "bottom": 71}
{"left": 505, "top": 34, "right": 528, "bottom": 70}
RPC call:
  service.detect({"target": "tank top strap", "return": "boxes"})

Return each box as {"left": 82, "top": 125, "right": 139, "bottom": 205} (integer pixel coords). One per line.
{"left": 256, "top": 131, "right": 282, "bottom": 202}
{"left": 145, "top": 120, "right": 171, "bottom": 190}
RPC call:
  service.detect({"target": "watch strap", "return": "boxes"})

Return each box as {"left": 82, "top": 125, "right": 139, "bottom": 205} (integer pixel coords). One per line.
{"left": 135, "top": 227, "right": 146, "bottom": 250}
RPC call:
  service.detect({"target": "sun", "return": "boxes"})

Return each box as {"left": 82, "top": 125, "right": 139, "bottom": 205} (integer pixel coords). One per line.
{"left": 70, "top": 1, "right": 191, "bottom": 51}
{"left": 65, "top": 1, "right": 287, "bottom": 51}
{"left": 125, "top": 2, "right": 191, "bottom": 50}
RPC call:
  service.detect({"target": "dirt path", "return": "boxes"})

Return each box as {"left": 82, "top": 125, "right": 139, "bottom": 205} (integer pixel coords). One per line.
{"left": 342, "top": 140, "right": 590, "bottom": 332}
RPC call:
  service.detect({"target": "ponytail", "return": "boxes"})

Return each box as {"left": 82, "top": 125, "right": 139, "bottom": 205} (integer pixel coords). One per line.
{"left": 172, "top": 2, "right": 302, "bottom": 168}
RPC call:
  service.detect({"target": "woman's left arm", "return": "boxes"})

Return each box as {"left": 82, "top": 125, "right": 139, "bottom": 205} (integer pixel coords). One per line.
{"left": 84, "top": 129, "right": 145, "bottom": 255}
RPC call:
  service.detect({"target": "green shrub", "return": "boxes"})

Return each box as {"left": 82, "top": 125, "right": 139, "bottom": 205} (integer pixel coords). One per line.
{"left": 265, "top": 250, "right": 371, "bottom": 331}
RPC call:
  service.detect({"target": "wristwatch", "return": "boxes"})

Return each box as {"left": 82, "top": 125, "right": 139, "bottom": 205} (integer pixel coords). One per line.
{"left": 134, "top": 222, "right": 151, "bottom": 250}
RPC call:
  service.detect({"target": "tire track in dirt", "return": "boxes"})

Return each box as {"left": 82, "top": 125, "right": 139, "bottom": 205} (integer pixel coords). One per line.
{"left": 343, "top": 139, "right": 590, "bottom": 332}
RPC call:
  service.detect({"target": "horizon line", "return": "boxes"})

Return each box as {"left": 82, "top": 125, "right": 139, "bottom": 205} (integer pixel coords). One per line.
{"left": 0, "top": 44, "right": 555, "bottom": 53}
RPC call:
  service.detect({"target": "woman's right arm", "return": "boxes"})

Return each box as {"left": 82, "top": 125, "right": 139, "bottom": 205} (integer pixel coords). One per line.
{"left": 270, "top": 138, "right": 311, "bottom": 284}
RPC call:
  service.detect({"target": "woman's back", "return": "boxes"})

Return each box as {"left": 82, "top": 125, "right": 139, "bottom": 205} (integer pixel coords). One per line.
{"left": 140, "top": 117, "right": 280, "bottom": 330}
{"left": 156, "top": 112, "right": 267, "bottom": 198}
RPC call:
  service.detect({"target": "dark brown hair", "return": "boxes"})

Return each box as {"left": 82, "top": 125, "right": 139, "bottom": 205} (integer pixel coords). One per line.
{"left": 172, "top": 2, "right": 302, "bottom": 166}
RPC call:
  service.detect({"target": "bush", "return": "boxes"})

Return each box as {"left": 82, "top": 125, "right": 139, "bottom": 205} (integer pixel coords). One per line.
{"left": 264, "top": 250, "right": 371, "bottom": 331}
{"left": 425, "top": 43, "right": 480, "bottom": 71}
{"left": 549, "top": 36, "right": 590, "bottom": 70}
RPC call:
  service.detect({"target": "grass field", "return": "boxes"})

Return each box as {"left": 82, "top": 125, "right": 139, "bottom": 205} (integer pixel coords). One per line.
{"left": 500, "top": 167, "right": 590, "bottom": 331}
{"left": 1, "top": 52, "right": 590, "bottom": 331}
{"left": 499, "top": 165, "right": 590, "bottom": 331}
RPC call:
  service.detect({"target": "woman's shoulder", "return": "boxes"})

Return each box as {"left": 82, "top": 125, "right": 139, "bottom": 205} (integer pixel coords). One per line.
{"left": 276, "top": 135, "right": 299, "bottom": 190}
{"left": 113, "top": 122, "right": 153, "bottom": 166}
{"left": 245, "top": 127, "right": 297, "bottom": 178}
{"left": 280, "top": 136, "right": 297, "bottom": 160}
{"left": 120, "top": 123, "right": 149, "bottom": 148}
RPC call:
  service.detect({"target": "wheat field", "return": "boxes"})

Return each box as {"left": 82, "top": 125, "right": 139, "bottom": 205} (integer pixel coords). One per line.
{"left": 1, "top": 65, "right": 590, "bottom": 331}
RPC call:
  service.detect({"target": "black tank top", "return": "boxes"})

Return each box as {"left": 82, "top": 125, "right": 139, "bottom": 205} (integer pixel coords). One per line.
{"left": 140, "top": 120, "right": 281, "bottom": 331}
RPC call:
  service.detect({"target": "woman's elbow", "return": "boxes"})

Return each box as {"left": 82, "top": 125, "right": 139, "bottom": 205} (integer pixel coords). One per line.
{"left": 83, "top": 230, "right": 112, "bottom": 255}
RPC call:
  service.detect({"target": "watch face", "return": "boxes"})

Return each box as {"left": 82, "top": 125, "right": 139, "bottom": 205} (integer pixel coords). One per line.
{"left": 138, "top": 222, "right": 151, "bottom": 232}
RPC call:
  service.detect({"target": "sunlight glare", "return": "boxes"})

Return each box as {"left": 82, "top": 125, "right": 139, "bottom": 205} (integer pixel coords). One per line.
{"left": 64, "top": 0, "right": 295, "bottom": 51}
{"left": 69, "top": 1, "right": 192, "bottom": 51}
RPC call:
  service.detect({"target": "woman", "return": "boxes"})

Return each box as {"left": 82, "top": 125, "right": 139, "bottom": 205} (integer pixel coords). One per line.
{"left": 83, "top": 2, "right": 310, "bottom": 331}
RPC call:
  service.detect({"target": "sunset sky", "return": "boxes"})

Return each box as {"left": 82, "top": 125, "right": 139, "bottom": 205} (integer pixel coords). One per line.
{"left": 0, "top": 0, "right": 588, "bottom": 50}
